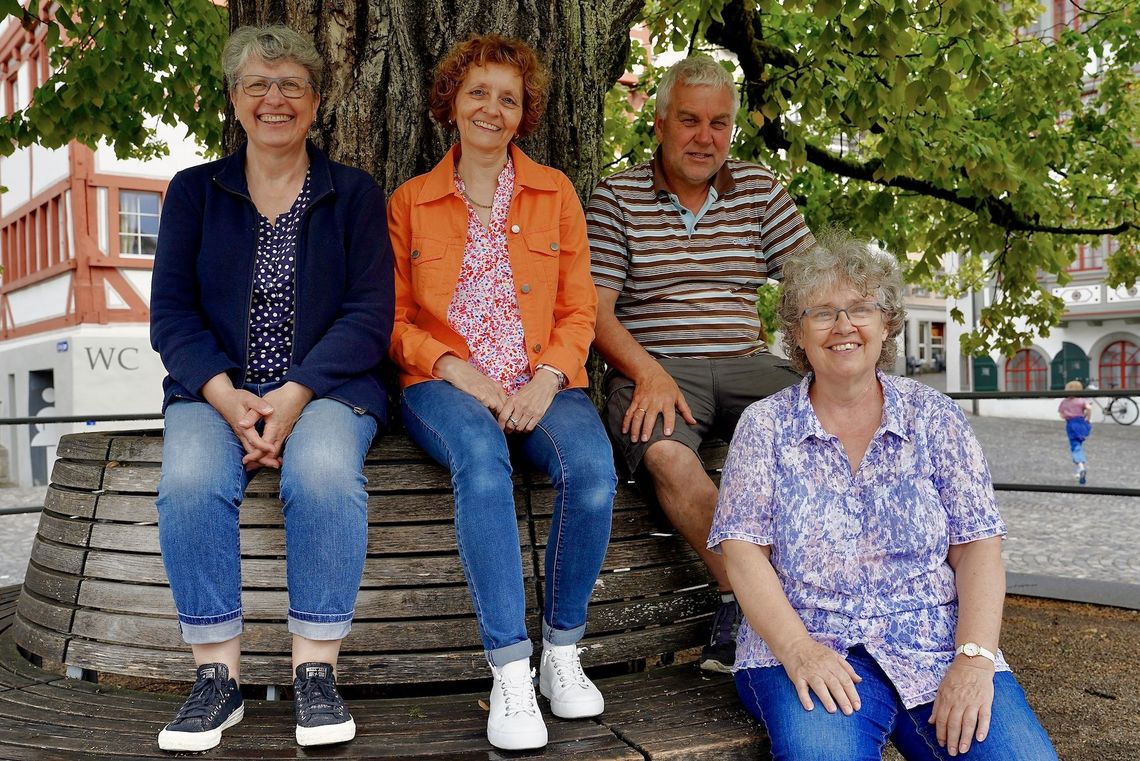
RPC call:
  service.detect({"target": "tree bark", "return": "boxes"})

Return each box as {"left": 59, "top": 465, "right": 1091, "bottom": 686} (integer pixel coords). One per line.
{"left": 228, "top": 0, "right": 644, "bottom": 199}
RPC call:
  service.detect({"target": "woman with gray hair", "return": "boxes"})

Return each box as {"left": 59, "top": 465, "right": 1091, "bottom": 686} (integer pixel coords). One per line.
{"left": 150, "top": 24, "right": 393, "bottom": 751}
{"left": 707, "top": 231, "right": 1057, "bottom": 759}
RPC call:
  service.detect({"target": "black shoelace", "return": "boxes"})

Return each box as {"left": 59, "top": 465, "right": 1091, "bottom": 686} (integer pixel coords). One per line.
{"left": 175, "top": 676, "right": 226, "bottom": 721}
{"left": 297, "top": 675, "right": 344, "bottom": 718}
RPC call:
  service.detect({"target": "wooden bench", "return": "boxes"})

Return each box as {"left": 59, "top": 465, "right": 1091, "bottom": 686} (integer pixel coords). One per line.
{"left": 14, "top": 430, "right": 725, "bottom": 686}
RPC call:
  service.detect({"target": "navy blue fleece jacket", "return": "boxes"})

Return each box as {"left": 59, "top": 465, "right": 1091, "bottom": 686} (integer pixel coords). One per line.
{"left": 150, "top": 141, "right": 394, "bottom": 423}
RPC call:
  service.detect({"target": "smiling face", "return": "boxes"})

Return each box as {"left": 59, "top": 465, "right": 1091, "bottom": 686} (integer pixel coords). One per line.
{"left": 231, "top": 56, "right": 318, "bottom": 154}
{"left": 654, "top": 82, "right": 734, "bottom": 195}
{"left": 797, "top": 282, "right": 889, "bottom": 384}
{"left": 451, "top": 63, "right": 524, "bottom": 160}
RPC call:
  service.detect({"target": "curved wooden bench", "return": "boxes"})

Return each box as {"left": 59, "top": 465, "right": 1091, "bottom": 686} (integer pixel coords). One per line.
{"left": 13, "top": 430, "right": 724, "bottom": 686}
{"left": 0, "top": 583, "right": 765, "bottom": 759}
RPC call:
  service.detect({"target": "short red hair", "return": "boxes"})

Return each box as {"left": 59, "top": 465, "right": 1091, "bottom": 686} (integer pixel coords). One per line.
{"left": 429, "top": 34, "right": 548, "bottom": 139}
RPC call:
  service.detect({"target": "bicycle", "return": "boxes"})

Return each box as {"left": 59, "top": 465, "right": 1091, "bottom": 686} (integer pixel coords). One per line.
{"left": 1086, "top": 381, "right": 1140, "bottom": 425}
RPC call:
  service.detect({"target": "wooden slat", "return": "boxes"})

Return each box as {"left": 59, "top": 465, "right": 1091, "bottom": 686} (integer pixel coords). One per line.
{"left": 84, "top": 522, "right": 517, "bottom": 556}
{"left": 29, "top": 541, "right": 86, "bottom": 577}
{"left": 75, "top": 580, "right": 538, "bottom": 619}
{"left": 14, "top": 590, "right": 73, "bottom": 635}
{"left": 20, "top": 565, "right": 80, "bottom": 606}
{"left": 26, "top": 512, "right": 91, "bottom": 549}
{"left": 46, "top": 460, "right": 104, "bottom": 491}
{"left": 10, "top": 615, "right": 68, "bottom": 663}
{"left": 90, "top": 490, "right": 499, "bottom": 525}
{"left": 580, "top": 589, "right": 717, "bottom": 635}
{"left": 79, "top": 551, "right": 470, "bottom": 588}
{"left": 41, "top": 487, "right": 97, "bottom": 519}
{"left": 69, "top": 610, "right": 484, "bottom": 653}
{"left": 54, "top": 433, "right": 114, "bottom": 461}
{"left": 590, "top": 562, "right": 712, "bottom": 601}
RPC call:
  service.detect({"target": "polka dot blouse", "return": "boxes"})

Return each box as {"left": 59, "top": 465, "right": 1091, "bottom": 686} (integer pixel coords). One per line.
{"left": 246, "top": 169, "right": 312, "bottom": 384}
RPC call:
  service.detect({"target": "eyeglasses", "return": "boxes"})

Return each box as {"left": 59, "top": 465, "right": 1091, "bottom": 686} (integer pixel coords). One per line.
{"left": 800, "top": 301, "right": 883, "bottom": 329}
{"left": 234, "top": 75, "right": 314, "bottom": 99}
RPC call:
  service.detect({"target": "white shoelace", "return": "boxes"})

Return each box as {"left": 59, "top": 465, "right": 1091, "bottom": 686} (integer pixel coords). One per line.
{"left": 548, "top": 647, "right": 591, "bottom": 689}
{"left": 499, "top": 667, "right": 540, "bottom": 717}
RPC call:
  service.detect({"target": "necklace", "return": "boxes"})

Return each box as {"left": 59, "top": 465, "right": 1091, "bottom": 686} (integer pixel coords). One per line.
{"left": 462, "top": 190, "right": 493, "bottom": 209}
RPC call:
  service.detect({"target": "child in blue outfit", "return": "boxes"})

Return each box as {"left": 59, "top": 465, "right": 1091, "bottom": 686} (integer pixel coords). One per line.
{"left": 1058, "top": 380, "right": 1093, "bottom": 485}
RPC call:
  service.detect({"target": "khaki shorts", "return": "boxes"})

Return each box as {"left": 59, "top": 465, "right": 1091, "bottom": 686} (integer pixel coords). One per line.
{"left": 603, "top": 352, "right": 801, "bottom": 476}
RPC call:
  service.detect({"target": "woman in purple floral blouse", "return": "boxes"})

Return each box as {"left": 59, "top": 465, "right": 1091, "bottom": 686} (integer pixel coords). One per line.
{"left": 708, "top": 230, "right": 1057, "bottom": 760}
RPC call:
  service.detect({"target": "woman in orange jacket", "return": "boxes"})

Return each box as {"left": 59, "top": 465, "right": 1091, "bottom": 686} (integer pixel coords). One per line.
{"left": 386, "top": 35, "right": 616, "bottom": 752}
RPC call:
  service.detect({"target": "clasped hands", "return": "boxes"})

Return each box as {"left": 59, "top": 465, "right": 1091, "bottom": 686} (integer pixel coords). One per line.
{"left": 433, "top": 355, "right": 559, "bottom": 432}
{"left": 203, "top": 374, "right": 313, "bottom": 470}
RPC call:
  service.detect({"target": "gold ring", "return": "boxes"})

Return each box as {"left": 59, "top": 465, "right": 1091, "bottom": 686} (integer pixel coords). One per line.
{"left": 637, "top": 407, "right": 647, "bottom": 412}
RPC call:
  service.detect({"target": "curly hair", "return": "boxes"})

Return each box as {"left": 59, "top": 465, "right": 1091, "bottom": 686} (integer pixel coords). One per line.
{"left": 429, "top": 34, "right": 548, "bottom": 139}
{"left": 777, "top": 228, "right": 907, "bottom": 375}
{"left": 223, "top": 25, "right": 324, "bottom": 92}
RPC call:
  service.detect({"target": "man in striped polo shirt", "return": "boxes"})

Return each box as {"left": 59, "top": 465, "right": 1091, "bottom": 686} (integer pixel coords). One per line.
{"left": 587, "top": 55, "right": 815, "bottom": 674}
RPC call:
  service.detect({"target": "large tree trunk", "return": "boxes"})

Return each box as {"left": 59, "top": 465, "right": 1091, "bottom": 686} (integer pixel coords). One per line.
{"left": 227, "top": 1, "right": 643, "bottom": 199}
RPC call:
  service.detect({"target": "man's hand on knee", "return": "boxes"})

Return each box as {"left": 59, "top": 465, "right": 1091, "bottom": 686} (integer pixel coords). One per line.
{"left": 624, "top": 364, "right": 697, "bottom": 442}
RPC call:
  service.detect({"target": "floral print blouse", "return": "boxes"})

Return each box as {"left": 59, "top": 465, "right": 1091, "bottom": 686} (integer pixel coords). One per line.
{"left": 448, "top": 159, "right": 531, "bottom": 394}
{"left": 708, "top": 371, "right": 1010, "bottom": 708}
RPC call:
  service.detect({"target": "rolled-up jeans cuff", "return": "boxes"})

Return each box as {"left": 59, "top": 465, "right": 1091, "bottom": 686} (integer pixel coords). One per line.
{"left": 487, "top": 638, "right": 533, "bottom": 669}
{"left": 288, "top": 611, "right": 353, "bottom": 641}
{"left": 542, "top": 621, "right": 585, "bottom": 647}
{"left": 178, "top": 611, "right": 243, "bottom": 645}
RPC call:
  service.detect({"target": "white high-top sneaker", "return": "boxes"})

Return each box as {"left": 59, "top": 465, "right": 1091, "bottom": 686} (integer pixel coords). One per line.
{"left": 487, "top": 659, "right": 547, "bottom": 750}
{"left": 539, "top": 642, "right": 605, "bottom": 719}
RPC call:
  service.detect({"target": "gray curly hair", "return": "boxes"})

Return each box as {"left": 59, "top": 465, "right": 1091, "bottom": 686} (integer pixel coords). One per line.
{"left": 223, "top": 24, "right": 324, "bottom": 92}
{"left": 777, "top": 229, "right": 906, "bottom": 375}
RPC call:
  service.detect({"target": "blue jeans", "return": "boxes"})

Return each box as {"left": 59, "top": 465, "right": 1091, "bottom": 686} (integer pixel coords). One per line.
{"left": 736, "top": 646, "right": 1057, "bottom": 761}
{"left": 157, "top": 386, "right": 377, "bottom": 644}
{"left": 401, "top": 381, "right": 616, "bottom": 667}
{"left": 1065, "top": 418, "right": 1089, "bottom": 465}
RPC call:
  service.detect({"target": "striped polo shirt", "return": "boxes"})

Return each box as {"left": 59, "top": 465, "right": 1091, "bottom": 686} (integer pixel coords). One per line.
{"left": 588, "top": 153, "right": 814, "bottom": 358}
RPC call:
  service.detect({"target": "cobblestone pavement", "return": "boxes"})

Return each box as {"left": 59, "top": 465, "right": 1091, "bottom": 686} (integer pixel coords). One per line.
{"left": 1, "top": 411, "right": 1137, "bottom": 586}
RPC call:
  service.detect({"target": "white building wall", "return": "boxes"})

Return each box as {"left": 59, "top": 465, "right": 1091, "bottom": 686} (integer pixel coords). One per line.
{"left": 0, "top": 325, "right": 164, "bottom": 487}
{"left": 0, "top": 148, "right": 31, "bottom": 214}
{"left": 94, "top": 120, "right": 203, "bottom": 178}
{"left": 30, "top": 142, "right": 69, "bottom": 196}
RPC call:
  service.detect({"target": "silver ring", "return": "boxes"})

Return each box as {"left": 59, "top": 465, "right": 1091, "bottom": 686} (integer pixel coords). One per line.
{"left": 509, "top": 417, "right": 519, "bottom": 425}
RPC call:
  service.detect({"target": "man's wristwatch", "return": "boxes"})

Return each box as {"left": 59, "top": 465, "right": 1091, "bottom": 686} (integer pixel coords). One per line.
{"left": 955, "top": 642, "right": 996, "bottom": 664}
{"left": 536, "top": 364, "right": 567, "bottom": 388}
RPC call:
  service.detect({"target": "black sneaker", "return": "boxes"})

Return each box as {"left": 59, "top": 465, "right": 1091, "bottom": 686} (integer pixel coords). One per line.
{"left": 294, "top": 662, "right": 356, "bottom": 746}
{"left": 700, "top": 599, "right": 741, "bottom": 674}
{"left": 157, "top": 663, "right": 244, "bottom": 752}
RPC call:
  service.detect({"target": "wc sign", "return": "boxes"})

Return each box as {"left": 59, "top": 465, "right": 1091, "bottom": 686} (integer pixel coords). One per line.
{"left": 85, "top": 346, "right": 140, "bottom": 371}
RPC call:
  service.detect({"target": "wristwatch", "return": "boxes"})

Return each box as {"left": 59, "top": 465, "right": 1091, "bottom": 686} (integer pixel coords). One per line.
{"left": 955, "top": 642, "right": 996, "bottom": 664}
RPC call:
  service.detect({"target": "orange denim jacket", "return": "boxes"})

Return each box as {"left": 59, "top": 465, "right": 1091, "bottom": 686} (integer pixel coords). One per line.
{"left": 387, "top": 144, "right": 597, "bottom": 389}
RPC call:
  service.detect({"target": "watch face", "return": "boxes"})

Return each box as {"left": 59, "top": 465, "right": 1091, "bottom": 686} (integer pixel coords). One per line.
{"left": 963, "top": 643, "right": 979, "bottom": 656}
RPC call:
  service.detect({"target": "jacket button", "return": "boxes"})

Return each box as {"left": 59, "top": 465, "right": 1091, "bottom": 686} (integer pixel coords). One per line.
{"left": 549, "top": 242, "right": 559, "bottom": 251}
{"left": 511, "top": 224, "right": 521, "bottom": 234}
{"left": 533, "top": 343, "right": 542, "bottom": 353}
{"left": 521, "top": 284, "right": 531, "bottom": 294}
{"left": 411, "top": 250, "right": 421, "bottom": 259}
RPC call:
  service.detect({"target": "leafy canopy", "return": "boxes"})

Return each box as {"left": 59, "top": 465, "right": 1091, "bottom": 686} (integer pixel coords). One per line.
{"left": 0, "top": 0, "right": 227, "bottom": 160}
{"left": 606, "top": 0, "right": 1139, "bottom": 356}
{"left": 3, "top": 0, "right": 1137, "bottom": 355}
